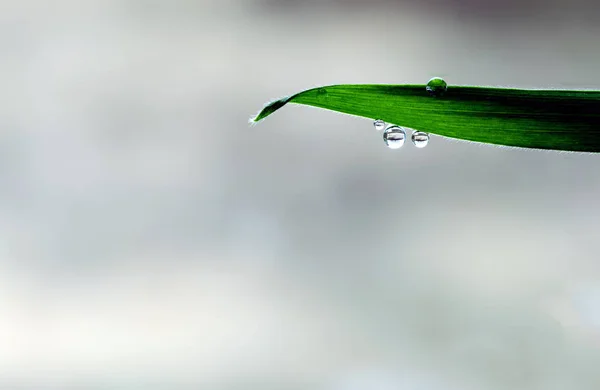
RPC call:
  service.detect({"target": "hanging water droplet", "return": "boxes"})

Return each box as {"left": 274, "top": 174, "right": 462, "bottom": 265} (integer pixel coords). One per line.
{"left": 426, "top": 77, "right": 447, "bottom": 97}
{"left": 411, "top": 131, "right": 429, "bottom": 148}
{"left": 383, "top": 126, "right": 406, "bottom": 149}
{"left": 373, "top": 119, "right": 386, "bottom": 131}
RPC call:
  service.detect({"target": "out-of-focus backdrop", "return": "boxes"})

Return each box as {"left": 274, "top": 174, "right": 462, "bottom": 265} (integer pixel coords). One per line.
{"left": 1, "top": 0, "right": 600, "bottom": 388}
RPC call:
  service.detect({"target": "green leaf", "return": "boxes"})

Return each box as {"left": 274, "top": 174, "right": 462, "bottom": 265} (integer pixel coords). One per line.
{"left": 251, "top": 84, "right": 600, "bottom": 152}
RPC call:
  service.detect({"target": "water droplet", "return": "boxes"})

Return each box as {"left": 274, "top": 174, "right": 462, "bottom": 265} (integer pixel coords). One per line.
{"left": 411, "top": 131, "right": 429, "bottom": 148}
{"left": 383, "top": 126, "right": 406, "bottom": 149}
{"left": 373, "top": 119, "right": 386, "bottom": 131}
{"left": 426, "top": 77, "right": 447, "bottom": 97}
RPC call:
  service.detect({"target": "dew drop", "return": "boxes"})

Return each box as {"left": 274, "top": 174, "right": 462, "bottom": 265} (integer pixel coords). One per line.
{"left": 411, "top": 131, "right": 429, "bottom": 148}
{"left": 373, "top": 119, "right": 386, "bottom": 131}
{"left": 426, "top": 77, "right": 447, "bottom": 97}
{"left": 383, "top": 126, "right": 406, "bottom": 149}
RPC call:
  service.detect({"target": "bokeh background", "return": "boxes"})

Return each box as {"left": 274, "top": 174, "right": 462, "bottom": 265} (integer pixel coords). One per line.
{"left": 1, "top": 0, "right": 600, "bottom": 388}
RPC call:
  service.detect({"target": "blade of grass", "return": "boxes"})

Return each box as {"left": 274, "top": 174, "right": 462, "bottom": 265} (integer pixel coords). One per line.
{"left": 251, "top": 84, "right": 600, "bottom": 152}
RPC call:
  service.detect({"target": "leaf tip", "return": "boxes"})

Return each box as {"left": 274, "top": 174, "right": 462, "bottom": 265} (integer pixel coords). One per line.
{"left": 249, "top": 96, "right": 291, "bottom": 124}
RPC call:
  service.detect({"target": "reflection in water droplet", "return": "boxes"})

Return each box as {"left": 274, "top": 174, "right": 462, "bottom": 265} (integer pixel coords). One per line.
{"left": 426, "top": 77, "right": 447, "bottom": 97}
{"left": 383, "top": 126, "right": 406, "bottom": 149}
{"left": 411, "top": 131, "right": 429, "bottom": 148}
{"left": 374, "top": 119, "right": 386, "bottom": 131}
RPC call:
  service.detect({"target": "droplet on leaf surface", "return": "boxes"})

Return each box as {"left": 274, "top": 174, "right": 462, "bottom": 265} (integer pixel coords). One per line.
{"left": 383, "top": 126, "right": 406, "bottom": 149}
{"left": 374, "top": 119, "right": 386, "bottom": 131}
{"left": 411, "top": 131, "right": 430, "bottom": 148}
{"left": 426, "top": 77, "right": 447, "bottom": 97}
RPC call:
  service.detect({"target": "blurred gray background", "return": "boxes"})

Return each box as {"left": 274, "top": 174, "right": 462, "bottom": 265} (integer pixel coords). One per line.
{"left": 1, "top": 0, "right": 600, "bottom": 388}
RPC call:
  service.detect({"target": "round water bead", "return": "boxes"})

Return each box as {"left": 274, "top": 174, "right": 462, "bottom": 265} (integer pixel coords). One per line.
{"left": 383, "top": 126, "right": 406, "bottom": 149}
{"left": 426, "top": 77, "right": 447, "bottom": 97}
{"left": 411, "top": 131, "right": 430, "bottom": 148}
{"left": 373, "top": 119, "right": 386, "bottom": 131}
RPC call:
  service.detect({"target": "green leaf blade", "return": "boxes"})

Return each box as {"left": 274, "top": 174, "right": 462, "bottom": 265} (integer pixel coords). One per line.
{"left": 252, "top": 84, "right": 600, "bottom": 152}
